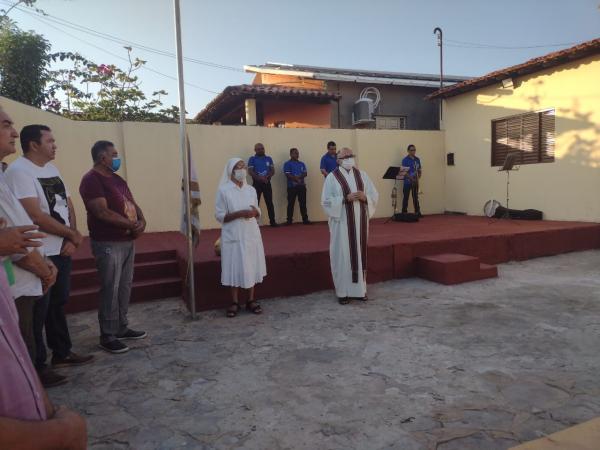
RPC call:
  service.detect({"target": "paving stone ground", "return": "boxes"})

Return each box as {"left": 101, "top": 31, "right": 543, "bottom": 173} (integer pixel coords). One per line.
{"left": 49, "top": 250, "right": 600, "bottom": 450}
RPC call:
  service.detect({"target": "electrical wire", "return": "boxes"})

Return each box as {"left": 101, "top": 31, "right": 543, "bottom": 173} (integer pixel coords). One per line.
{"left": 445, "top": 39, "right": 579, "bottom": 50}
{"left": 27, "top": 12, "right": 219, "bottom": 94}
{"left": 1, "top": 1, "right": 244, "bottom": 73}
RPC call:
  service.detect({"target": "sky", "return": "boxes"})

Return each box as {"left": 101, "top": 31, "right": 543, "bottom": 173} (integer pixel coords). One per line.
{"left": 4, "top": 0, "right": 600, "bottom": 117}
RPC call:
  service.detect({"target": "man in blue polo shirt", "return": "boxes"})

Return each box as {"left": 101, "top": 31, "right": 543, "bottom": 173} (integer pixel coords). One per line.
{"left": 401, "top": 144, "right": 422, "bottom": 217}
{"left": 320, "top": 141, "right": 338, "bottom": 177}
{"left": 283, "top": 147, "right": 310, "bottom": 225}
{"left": 248, "top": 143, "right": 277, "bottom": 226}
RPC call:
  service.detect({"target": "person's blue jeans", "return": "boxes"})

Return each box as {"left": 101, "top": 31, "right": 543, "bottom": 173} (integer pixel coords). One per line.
{"left": 33, "top": 255, "right": 73, "bottom": 368}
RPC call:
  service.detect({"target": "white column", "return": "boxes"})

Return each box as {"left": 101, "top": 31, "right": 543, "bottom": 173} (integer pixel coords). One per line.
{"left": 245, "top": 98, "right": 257, "bottom": 126}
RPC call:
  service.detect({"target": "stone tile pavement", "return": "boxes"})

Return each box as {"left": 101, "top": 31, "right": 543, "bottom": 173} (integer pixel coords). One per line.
{"left": 50, "top": 250, "right": 600, "bottom": 449}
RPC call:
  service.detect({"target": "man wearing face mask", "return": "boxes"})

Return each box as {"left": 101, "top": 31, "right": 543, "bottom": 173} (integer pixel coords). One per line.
{"left": 321, "top": 148, "right": 378, "bottom": 304}
{"left": 79, "top": 140, "right": 147, "bottom": 354}
{"left": 5, "top": 124, "right": 93, "bottom": 382}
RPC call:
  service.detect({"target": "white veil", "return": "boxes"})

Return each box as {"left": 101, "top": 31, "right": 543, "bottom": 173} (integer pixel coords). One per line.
{"left": 218, "top": 157, "right": 244, "bottom": 190}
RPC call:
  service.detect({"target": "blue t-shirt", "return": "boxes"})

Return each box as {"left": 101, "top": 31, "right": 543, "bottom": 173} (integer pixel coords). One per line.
{"left": 320, "top": 153, "right": 338, "bottom": 174}
{"left": 248, "top": 155, "right": 274, "bottom": 178}
{"left": 402, "top": 155, "right": 422, "bottom": 185}
{"left": 283, "top": 160, "right": 307, "bottom": 188}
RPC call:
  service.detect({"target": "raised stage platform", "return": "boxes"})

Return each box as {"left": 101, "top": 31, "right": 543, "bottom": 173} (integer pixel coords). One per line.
{"left": 67, "top": 215, "right": 600, "bottom": 314}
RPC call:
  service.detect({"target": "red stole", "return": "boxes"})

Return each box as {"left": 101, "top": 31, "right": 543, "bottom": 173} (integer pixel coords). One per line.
{"left": 332, "top": 167, "right": 368, "bottom": 283}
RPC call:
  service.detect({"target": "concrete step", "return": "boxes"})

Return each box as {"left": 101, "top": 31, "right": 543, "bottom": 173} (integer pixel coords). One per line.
{"left": 71, "top": 249, "right": 178, "bottom": 271}
{"left": 66, "top": 276, "right": 182, "bottom": 314}
{"left": 416, "top": 253, "right": 498, "bottom": 285}
{"left": 70, "top": 259, "right": 179, "bottom": 290}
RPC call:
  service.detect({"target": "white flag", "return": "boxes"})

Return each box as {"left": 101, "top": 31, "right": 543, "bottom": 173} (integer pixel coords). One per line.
{"left": 181, "top": 135, "right": 201, "bottom": 247}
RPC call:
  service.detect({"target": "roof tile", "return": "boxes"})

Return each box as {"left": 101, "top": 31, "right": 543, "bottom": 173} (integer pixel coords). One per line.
{"left": 427, "top": 38, "right": 600, "bottom": 100}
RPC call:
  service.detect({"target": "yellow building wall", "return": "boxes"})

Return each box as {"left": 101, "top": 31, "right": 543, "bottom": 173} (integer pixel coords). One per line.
{"left": 0, "top": 97, "right": 445, "bottom": 233}
{"left": 0, "top": 98, "right": 124, "bottom": 234}
{"left": 443, "top": 55, "right": 600, "bottom": 221}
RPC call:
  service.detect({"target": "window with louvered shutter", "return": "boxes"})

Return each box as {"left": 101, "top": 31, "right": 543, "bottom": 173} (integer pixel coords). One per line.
{"left": 491, "top": 109, "right": 555, "bottom": 166}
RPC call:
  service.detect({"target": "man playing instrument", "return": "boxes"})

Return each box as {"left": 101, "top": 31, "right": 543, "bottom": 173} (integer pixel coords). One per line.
{"left": 401, "top": 144, "right": 422, "bottom": 217}
{"left": 321, "top": 148, "right": 378, "bottom": 304}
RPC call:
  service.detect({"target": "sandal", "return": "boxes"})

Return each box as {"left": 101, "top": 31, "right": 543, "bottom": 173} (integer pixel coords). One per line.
{"left": 338, "top": 297, "right": 350, "bottom": 305}
{"left": 226, "top": 303, "right": 240, "bottom": 318}
{"left": 245, "top": 300, "right": 263, "bottom": 314}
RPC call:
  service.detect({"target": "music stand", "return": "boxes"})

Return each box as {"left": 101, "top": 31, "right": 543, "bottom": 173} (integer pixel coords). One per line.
{"left": 498, "top": 153, "right": 519, "bottom": 219}
{"left": 383, "top": 166, "right": 407, "bottom": 223}
{"left": 383, "top": 166, "right": 401, "bottom": 180}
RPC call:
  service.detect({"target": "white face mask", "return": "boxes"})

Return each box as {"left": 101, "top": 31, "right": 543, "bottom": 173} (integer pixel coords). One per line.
{"left": 341, "top": 158, "right": 355, "bottom": 170}
{"left": 233, "top": 168, "right": 247, "bottom": 182}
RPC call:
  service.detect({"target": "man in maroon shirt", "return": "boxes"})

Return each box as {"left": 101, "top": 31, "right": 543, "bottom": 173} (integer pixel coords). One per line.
{"left": 79, "top": 140, "right": 147, "bottom": 354}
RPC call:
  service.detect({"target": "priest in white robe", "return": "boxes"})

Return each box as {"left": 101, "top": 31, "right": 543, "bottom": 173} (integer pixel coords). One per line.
{"left": 321, "top": 147, "right": 378, "bottom": 304}
{"left": 215, "top": 158, "right": 267, "bottom": 317}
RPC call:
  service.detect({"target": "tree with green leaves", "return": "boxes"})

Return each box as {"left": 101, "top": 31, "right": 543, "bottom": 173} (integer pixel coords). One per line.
{"left": 46, "top": 47, "right": 180, "bottom": 123}
{"left": 0, "top": 0, "right": 179, "bottom": 122}
{"left": 0, "top": 19, "right": 50, "bottom": 107}
{"left": 0, "top": 0, "right": 43, "bottom": 20}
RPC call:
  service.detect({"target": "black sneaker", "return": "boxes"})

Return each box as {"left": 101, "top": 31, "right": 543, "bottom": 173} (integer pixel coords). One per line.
{"left": 38, "top": 368, "right": 68, "bottom": 388}
{"left": 116, "top": 329, "right": 147, "bottom": 340}
{"left": 98, "top": 340, "right": 129, "bottom": 354}
{"left": 302, "top": 220, "right": 312, "bottom": 225}
{"left": 270, "top": 222, "right": 279, "bottom": 227}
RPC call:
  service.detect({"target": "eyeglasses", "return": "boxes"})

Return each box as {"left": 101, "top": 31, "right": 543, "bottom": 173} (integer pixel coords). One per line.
{"left": 337, "top": 154, "right": 355, "bottom": 160}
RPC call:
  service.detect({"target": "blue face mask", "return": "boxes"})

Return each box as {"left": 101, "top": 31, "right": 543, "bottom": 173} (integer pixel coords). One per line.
{"left": 111, "top": 157, "right": 121, "bottom": 172}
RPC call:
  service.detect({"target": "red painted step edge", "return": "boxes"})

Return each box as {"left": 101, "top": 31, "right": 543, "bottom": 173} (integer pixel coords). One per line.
{"left": 416, "top": 254, "right": 498, "bottom": 285}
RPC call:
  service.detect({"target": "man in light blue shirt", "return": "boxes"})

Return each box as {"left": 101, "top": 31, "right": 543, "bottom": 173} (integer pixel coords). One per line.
{"left": 283, "top": 148, "right": 310, "bottom": 225}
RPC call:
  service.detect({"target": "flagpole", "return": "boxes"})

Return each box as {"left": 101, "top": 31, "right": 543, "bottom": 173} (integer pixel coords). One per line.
{"left": 173, "top": 0, "right": 197, "bottom": 320}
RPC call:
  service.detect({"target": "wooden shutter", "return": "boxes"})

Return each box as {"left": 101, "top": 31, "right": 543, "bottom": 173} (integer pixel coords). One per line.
{"left": 491, "top": 109, "right": 555, "bottom": 166}
{"left": 540, "top": 109, "right": 555, "bottom": 163}
{"left": 491, "top": 117, "right": 510, "bottom": 166}
{"left": 519, "top": 112, "right": 540, "bottom": 165}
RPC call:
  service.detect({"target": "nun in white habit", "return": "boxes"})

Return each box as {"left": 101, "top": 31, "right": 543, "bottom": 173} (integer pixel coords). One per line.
{"left": 215, "top": 158, "right": 267, "bottom": 317}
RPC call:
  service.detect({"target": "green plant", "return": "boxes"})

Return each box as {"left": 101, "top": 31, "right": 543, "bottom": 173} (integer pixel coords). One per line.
{"left": 46, "top": 47, "right": 180, "bottom": 122}
{"left": 0, "top": 19, "right": 50, "bottom": 107}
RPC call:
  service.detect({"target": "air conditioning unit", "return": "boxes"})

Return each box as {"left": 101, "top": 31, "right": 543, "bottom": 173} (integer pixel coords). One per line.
{"left": 352, "top": 98, "right": 375, "bottom": 126}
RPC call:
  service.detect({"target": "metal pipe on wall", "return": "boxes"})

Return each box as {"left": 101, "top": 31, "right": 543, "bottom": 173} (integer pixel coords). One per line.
{"left": 433, "top": 27, "right": 444, "bottom": 123}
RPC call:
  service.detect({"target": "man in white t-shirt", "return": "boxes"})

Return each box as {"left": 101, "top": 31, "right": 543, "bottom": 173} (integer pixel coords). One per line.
{"left": 0, "top": 110, "right": 63, "bottom": 388}
{"left": 5, "top": 124, "right": 93, "bottom": 380}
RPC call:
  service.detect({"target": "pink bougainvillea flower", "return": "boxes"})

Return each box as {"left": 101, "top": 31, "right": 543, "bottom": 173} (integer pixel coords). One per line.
{"left": 97, "top": 64, "right": 113, "bottom": 76}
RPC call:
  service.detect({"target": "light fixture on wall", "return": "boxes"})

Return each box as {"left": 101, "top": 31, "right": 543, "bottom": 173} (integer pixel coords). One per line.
{"left": 501, "top": 78, "right": 514, "bottom": 89}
